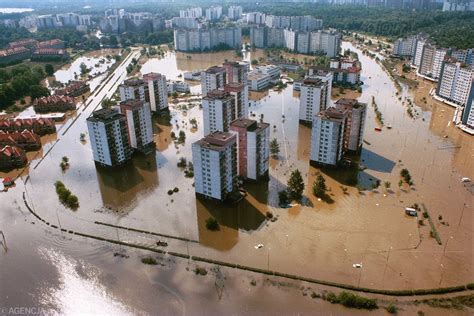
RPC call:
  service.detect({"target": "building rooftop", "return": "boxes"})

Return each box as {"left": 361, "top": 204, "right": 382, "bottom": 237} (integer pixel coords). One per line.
{"left": 203, "top": 90, "right": 231, "bottom": 100}
{"left": 302, "top": 77, "right": 324, "bottom": 87}
{"left": 317, "top": 105, "right": 349, "bottom": 122}
{"left": 122, "top": 78, "right": 145, "bottom": 86}
{"left": 143, "top": 72, "right": 164, "bottom": 80}
{"left": 230, "top": 118, "right": 269, "bottom": 132}
{"left": 204, "top": 66, "right": 226, "bottom": 74}
{"left": 247, "top": 72, "right": 269, "bottom": 80}
{"left": 224, "top": 82, "right": 244, "bottom": 92}
{"left": 335, "top": 98, "right": 367, "bottom": 110}
{"left": 120, "top": 99, "right": 144, "bottom": 108}
{"left": 195, "top": 131, "right": 236, "bottom": 151}
{"left": 87, "top": 108, "right": 124, "bottom": 123}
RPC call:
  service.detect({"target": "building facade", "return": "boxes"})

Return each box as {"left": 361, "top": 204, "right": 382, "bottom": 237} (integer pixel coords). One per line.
{"left": 202, "top": 90, "right": 236, "bottom": 136}
{"left": 119, "top": 100, "right": 154, "bottom": 154}
{"left": 86, "top": 108, "right": 132, "bottom": 167}
{"left": 192, "top": 131, "right": 237, "bottom": 201}
{"left": 299, "top": 77, "right": 330, "bottom": 124}
{"left": 436, "top": 61, "right": 474, "bottom": 106}
{"left": 334, "top": 98, "right": 367, "bottom": 152}
{"left": 201, "top": 66, "right": 227, "bottom": 96}
{"left": 230, "top": 119, "right": 270, "bottom": 180}
{"left": 310, "top": 106, "right": 349, "bottom": 166}
{"left": 143, "top": 72, "right": 168, "bottom": 112}
{"left": 173, "top": 27, "right": 242, "bottom": 52}
{"left": 119, "top": 78, "right": 149, "bottom": 103}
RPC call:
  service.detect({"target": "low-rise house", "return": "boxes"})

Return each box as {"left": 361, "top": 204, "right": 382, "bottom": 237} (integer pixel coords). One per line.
{"left": 37, "top": 39, "right": 65, "bottom": 49}
{"left": 8, "top": 39, "right": 38, "bottom": 49}
{"left": 0, "top": 145, "right": 27, "bottom": 170}
{"left": 0, "top": 130, "right": 41, "bottom": 151}
{"left": 33, "top": 95, "right": 76, "bottom": 113}
{"left": 55, "top": 81, "right": 90, "bottom": 97}
{"left": 0, "top": 118, "right": 56, "bottom": 135}
{"left": 31, "top": 48, "right": 70, "bottom": 62}
{"left": 247, "top": 72, "right": 271, "bottom": 91}
{"left": 0, "top": 47, "right": 32, "bottom": 64}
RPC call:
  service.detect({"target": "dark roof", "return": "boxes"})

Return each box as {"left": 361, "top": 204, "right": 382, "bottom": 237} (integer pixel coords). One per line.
{"left": 205, "top": 66, "right": 226, "bottom": 74}
{"left": 194, "top": 131, "right": 236, "bottom": 151}
{"left": 87, "top": 108, "right": 124, "bottom": 123}
{"left": 230, "top": 118, "right": 269, "bottom": 133}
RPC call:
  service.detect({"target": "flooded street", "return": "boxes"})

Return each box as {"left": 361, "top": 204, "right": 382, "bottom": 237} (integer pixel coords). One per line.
{"left": 0, "top": 43, "right": 472, "bottom": 313}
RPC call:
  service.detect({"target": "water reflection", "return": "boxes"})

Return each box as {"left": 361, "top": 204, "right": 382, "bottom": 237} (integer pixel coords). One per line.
{"left": 195, "top": 180, "right": 269, "bottom": 251}
{"left": 96, "top": 154, "right": 158, "bottom": 214}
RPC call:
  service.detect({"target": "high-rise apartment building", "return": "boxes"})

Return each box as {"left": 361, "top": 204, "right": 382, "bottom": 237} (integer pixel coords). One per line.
{"left": 143, "top": 72, "right": 168, "bottom": 112}
{"left": 436, "top": 61, "right": 474, "bottom": 106}
{"left": 119, "top": 78, "right": 148, "bottom": 103}
{"left": 334, "top": 98, "right": 367, "bottom": 152}
{"left": 201, "top": 66, "right": 227, "bottom": 95}
{"left": 192, "top": 131, "right": 237, "bottom": 201}
{"left": 87, "top": 108, "right": 132, "bottom": 167}
{"left": 119, "top": 100, "right": 154, "bottom": 153}
{"left": 202, "top": 90, "right": 236, "bottom": 136}
{"left": 224, "top": 83, "right": 248, "bottom": 120}
{"left": 310, "top": 106, "right": 349, "bottom": 166}
{"left": 299, "top": 77, "right": 330, "bottom": 124}
{"left": 227, "top": 6, "right": 242, "bottom": 20}
{"left": 230, "top": 119, "right": 270, "bottom": 180}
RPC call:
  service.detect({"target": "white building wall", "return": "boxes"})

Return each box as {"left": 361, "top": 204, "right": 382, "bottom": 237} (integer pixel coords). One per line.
{"left": 299, "top": 84, "right": 325, "bottom": 122}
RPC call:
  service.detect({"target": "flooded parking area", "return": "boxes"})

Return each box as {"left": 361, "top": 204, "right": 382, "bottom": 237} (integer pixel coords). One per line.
{"left": 1, "top": 41, "right": 472, "bottom": 308}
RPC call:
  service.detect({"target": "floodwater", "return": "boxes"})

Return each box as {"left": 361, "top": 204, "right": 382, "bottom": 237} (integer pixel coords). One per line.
{"left": 1, "top": 44, "right": 473, "bottom": 313}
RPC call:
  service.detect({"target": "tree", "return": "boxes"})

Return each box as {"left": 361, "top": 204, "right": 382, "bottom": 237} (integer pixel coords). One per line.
{"left": 287, "top": 169, "right": 304, "bottom": 202}
{"left": 270, "top": 138, "right": 280, "bottom": 158}
{"left": 30, "top": 85, "right": 50, "bottom": 99}
{"left": 312, "top": 174, "right": 327, "bottom": 198}
{"left": 178, "top": 130, "right": 186, "bottom": 143}
{"left": 101, "top": 98, "right": 115, "bottom": 109}
{"left": 384, "top": 181, "right": 391, "bottom": 190}
{"left": 45, "top": 64, "right": 54, "bottom": 76}
{"left": 80, "top": 62, "right": 88, "bottom": 75}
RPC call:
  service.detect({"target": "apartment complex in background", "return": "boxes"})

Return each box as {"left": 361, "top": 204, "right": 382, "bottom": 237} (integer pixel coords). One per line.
{"left": 86, "top": 108, "right": 132, "bottom": 168}
{"left": 250, "top": 27, "right": 341, "bottom": 58}
{"left": 227, "top": 6, "right": 243, "bottom": 20}
{"left": 205, "top": 6, "right": 223, "bottom": 21}
{"left": 202, "top": 91, "right": 235, "bottom": 136}
{"left": 119, "top": 100, "right": 154, "bottom": 154}
{"left": 192, "top": 131, "right": 237, "bottom": 201}
{"left": 179, "top": 7, "right": 202, "bottom": 18}
{"left": 143, "top": 72, "right": 168, "bottom": 112}
{"left": 173, "top": 27, "right": 242, "bottom": 52}
{"left": 201, "top": 66, "right": 227, "bottom": 95}
{"left": 230, "top": 119, "right": 270, "bottom": 181}
{"left": 299, "top": 77, "right": 330, "bottom": 124}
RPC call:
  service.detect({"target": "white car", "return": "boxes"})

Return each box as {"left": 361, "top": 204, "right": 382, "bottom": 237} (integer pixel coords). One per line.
{"left": 461, "top": 177, "right": 471, "bottom": 183}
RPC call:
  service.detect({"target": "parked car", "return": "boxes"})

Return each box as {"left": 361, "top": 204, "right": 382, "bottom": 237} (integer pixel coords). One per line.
{"left": 405, "top": 208, "right": 417, "bottom": 217}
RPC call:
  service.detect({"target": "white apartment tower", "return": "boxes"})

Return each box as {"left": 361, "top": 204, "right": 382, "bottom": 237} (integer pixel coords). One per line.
{"left": 119, "top": 100, "right": 154, "bottom": 153}
{"left": 143, "top": 72, "right": 168, "bottom": 112}
{"left": 334, "top": 98, "right": 367, "bottom": 152}
{"left": 119, "top": 78, "right": 148, "bottom": 103}
{"left": 310, "top": 106, "right": 349, "bottom": 166}
{"left": 227, "top": 6, "right": 242, "bottom": 20}
{"left": 230, "top": 119, "right": 270, "bottom": 180}
{"left": 225, "top": 83, "right": 248, "bottom": 119}
{"left": 299, "top": 77, "right": 330, "bottom": 124}
{"left": 462, "top": 83, "right": 474, "bottom": 130}
{"left": 437, "top": 61, "right": 474, "bottom": 106}
{"left": 192, "top": 131, "right": 237, "bottom": 201}
{"left": 202, "top": 90, "right": 236, "bottom": 136}
{"left": 86, "top": 108, "right": 132, "bottom": 167}
{"left": 201, "top": 66, "right": 227, "bottom": 96}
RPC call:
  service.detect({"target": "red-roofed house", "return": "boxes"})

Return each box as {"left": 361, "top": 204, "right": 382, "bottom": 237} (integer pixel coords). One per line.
{"left": 33, "top": 95, "right": 76, "bottom": 113}
{"left": 0, "top": 145, "right": 27, "bottom": 169}
{"left": 0, "top": 118, "right": 56, "bottom": 135}
{"left": 0, "top": 130, "right": 41, "bottom": 151}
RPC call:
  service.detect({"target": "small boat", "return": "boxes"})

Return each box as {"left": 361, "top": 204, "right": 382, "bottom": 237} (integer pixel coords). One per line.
{"left": 374, "top": 127, "right": 382, "bottom": 132}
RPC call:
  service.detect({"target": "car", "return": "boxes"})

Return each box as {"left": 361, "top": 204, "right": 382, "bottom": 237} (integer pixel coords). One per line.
{"left": 461, "top": 177, "right": 471, "bottom": 183}
{"left": 405, "top": 208, "right": 417, "bottom": 217}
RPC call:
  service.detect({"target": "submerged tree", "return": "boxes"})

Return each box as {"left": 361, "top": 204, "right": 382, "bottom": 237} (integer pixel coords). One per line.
{"left": 270, "top": 138, "right": 280, "bottom": 158}
{"left": 287, "top": 169, "right": 304, "bottom": 202}
{"left": 312, "top": 174, "right": 327, "bottom": 198}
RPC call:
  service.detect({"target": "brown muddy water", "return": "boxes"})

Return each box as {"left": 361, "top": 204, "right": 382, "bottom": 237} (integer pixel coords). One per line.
{"left": 0, "top": 43, "right": 472, "bottom": 314}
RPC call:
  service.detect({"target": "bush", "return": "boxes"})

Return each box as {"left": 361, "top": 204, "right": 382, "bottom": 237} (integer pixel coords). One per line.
{"left": 266, "top": 211, "right": 273, "bottom": 219}
{"left": 325, "top": 291, "right": 378, "bottom": 310}
{"left": 205, "top": 217, "right": 219, "bottom": 231}
{"left": 386, "top": 303, "right": 398, "bottom": 314}
{"left": 167, "top": 190, "right": 173, "bottom": 195}
{"left": 173, "top": 187, "right": 179, "bottom": 192}
{"left": 141, "top": 257, "right": 157, "bottom": 265}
